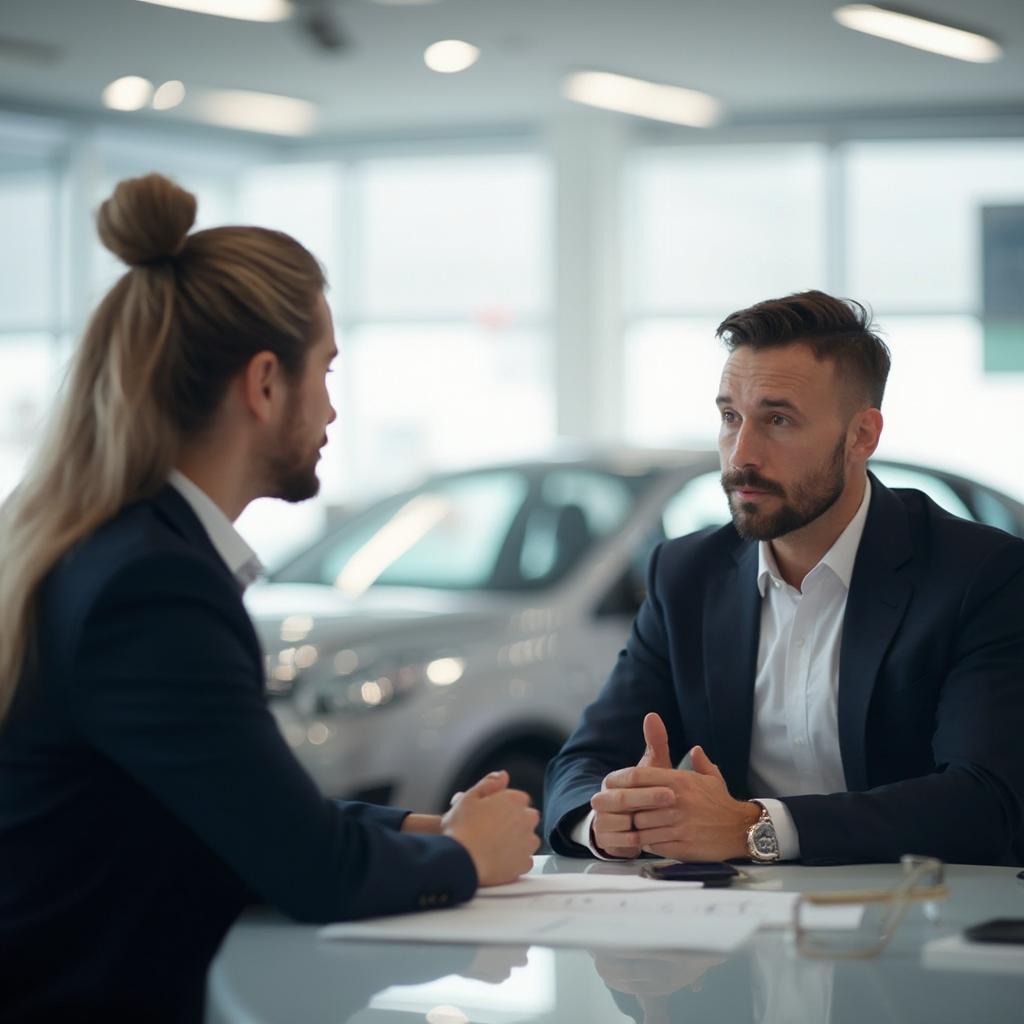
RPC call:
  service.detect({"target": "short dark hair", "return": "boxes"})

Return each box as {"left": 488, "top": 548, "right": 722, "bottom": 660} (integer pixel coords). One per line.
{"left": 716, "top": 290, "right": 891, "bottom": 409}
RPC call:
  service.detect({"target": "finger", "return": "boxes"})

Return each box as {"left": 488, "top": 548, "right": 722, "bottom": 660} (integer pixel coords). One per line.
{"left": 465, "top": 770, "right": 510, "bottom": 799}
{"left": 593, "top": 839, "right": 638, "bottom": 856}
{"left": 592, "top": 811, "right": 635, "bottom": 834}
{"left": 449, "top": 791, "right": 464, "bottom": 807}
{"left": 632, "top": 807, "right": 683, "bottom": 831}
{"left": 637, "top": 712, "right": 672, "bottom": 769}
{"left": 591, "top": 786, "right": 674, "bottom": 812}
{"left": 634, "top": 825, "right": 688, "bottom": 847}
{"left": 690, "top": 745, "right": 724, "bottom": 781}
{"left": 604, "top": 766, "right": 680, "bottom": 790}
{"left": 595, "top": 831, "right": 642, "bottom": 855}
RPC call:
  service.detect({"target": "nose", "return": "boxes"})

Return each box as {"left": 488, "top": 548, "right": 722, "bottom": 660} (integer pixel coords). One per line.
{"left": 727, "top": 420, "right": 762, "bottom": 472}
{"left": 327, "top": 400, "right": 338, "bottom": 426}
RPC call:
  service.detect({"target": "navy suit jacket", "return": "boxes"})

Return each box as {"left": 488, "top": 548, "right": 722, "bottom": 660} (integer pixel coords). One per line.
{"left": 545, "top": 475, "right": 1024, "bottom": 865}
{"left": 0, "top": 486, "right": 476, "bottom": 1023}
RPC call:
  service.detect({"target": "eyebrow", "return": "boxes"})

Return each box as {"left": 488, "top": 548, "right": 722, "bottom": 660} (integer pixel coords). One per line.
{"left": 715, "top": 395, "right": 800, "bottom": 412}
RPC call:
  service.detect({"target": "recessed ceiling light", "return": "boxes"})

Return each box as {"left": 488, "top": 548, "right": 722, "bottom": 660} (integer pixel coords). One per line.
{"left": 423, "top": 39, "right": 479, "bottom": 73}
{"left": 135, "top": 0, "right": 292, "bottom": 22}
{"left": 152, "top": 80, "right": 186, "bottom": 110}
{"left": 192, "top": 89, "right": 317, "bottom": 135}
{"left": 833, "top": 4, "right": 1002, "bottom": 63}
{"left": 563, "top": 71, "right": 721, "bottom": 128}
{"left": 102, "top": 76, "right": 154, "bottom": 112}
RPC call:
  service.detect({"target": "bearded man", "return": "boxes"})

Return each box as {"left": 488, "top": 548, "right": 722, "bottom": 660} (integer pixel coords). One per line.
{"left": 544, "top": 289, "right": 1024, "bottom": 866}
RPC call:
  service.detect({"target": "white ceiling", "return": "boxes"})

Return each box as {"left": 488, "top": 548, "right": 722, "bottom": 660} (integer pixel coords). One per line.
{"left": 1, "top": 0, "right": 1022, "bottom": 138}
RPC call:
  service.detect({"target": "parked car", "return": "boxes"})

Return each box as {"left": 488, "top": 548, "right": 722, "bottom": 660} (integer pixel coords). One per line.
{"left": 245, "top": 450, "right": 1024, "bottom": 812}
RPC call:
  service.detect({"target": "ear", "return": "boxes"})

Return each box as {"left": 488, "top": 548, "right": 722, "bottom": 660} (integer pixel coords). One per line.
{"left": 848, "top": 407, "right": 883, "bottom": 462}
{"left": 240, "top": 351, "right": 285, "bottom": 424}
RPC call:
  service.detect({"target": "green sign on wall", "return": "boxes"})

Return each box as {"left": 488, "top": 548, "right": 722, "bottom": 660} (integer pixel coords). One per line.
{"left": 982, "top": 205, "right": 1024, "bottom": 373}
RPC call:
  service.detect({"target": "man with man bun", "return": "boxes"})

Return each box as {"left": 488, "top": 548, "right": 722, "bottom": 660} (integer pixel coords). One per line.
{"left": 0, "top": 174, "right": 540, "bottom": 1022}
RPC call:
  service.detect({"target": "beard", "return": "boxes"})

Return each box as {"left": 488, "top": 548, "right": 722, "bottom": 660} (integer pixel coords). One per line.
{"left": 721, "top": 433, "right": 847, "bottom": 541}
{"left": 265, "top": 395, "right": 324, "bottom": 504}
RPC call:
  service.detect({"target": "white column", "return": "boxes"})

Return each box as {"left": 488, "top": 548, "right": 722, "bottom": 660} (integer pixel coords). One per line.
{"left": 547, "top": 111, "right": 628, "bottom": 443}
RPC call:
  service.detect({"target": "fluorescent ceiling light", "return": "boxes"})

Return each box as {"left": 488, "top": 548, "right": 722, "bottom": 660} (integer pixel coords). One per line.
{"left": 564, "top": 71, "right": 721, "bottom": 128}
{"left": 152, "top": 80, "right": 186, "bottom": 110}
{"left": 102, "top": 76, "right": 154, "bottom": 111}
{"left": 135, "top": 0, "right": 292, "bottom": 22}
{"left": 423, "top": 39, "right": 480, "bottom": 73}
{"left": 833, "top": 4, "right": 1002, "bottom": 63}
{"left": 193, "top": 89, "right": 317, "bottom": 135}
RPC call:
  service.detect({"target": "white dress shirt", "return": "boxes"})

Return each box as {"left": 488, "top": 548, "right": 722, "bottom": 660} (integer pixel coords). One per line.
{"left": 572, "top": 479, "right": 872, "bottom": 861}
{"left": 168, "top": 469, "right": 264, "bottom": 590}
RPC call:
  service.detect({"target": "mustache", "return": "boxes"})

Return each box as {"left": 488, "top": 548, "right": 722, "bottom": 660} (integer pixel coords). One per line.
{"left": 721, "top": 470, "right": 785, "bottom": 496}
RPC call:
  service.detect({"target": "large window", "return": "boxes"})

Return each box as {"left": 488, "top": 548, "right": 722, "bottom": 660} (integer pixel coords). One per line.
{"left": 237, "top": 150, "right": 554, "bottom": 562}
{"left": 622, "top": 138, "right": 1024, "bottom": 504}
{"left": 0, "top": 119, "right": 66, "bottom": 500}
{"left": 4, "top": 110, "right": 1023, "bottom": 569}
{"left": 843, "top": 140, "right": 1024, "bottom": 493}
{"left": 623, "top": 143, "right": 829, "bottom": 448}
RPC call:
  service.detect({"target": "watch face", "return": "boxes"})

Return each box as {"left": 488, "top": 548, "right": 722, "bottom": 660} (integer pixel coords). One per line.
{"left": 751, "top": 822, "right": 780, "bottom": 859}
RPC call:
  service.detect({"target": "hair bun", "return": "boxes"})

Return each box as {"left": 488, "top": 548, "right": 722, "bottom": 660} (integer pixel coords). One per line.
{"left": 96, "top": 173, "right": 197, "bottom": 267}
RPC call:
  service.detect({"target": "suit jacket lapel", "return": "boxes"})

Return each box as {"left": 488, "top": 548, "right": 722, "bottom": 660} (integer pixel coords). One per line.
{"left": 703, "top": 537, "right": 761, "bottom": 797}
{"left": 150, "top": 484, "right": 264, "bottom": 666}
{"left": 152, "top": 485, "right": 235, "bottom": 580}
{"left": 838, "top": 473, "right": 914, "bottom": 791}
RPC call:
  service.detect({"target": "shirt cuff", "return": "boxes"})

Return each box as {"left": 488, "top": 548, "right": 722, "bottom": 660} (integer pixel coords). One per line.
{"left": 570, "top": 808, "right": 631, "bottom": 861}
{"left": 753, "top": 798, "right": 800, "bottom": 861}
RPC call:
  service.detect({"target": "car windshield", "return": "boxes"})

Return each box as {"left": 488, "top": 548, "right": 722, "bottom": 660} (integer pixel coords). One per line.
{"left": 273, "top": 466, "right": 657, "bottom": 593}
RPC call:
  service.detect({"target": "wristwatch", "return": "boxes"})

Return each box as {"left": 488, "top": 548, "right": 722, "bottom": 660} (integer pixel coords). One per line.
{"left": 746, "top": 801, "right": 781, "bottom": 862}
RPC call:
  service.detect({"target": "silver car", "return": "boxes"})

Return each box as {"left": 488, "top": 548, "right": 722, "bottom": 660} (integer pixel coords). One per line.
{"left": 246, "top": 450, "right": 1024, "bottom": 811}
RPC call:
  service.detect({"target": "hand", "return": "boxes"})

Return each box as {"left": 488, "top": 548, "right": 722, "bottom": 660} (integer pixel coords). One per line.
{"left": 442, "top": 770, "right": 541, "bottom": 886}
{"left": 591, "top": 712, "right": 674, "bottom": 858}
{"left": 593, "top": 739, "right": 760, "bottom": 861}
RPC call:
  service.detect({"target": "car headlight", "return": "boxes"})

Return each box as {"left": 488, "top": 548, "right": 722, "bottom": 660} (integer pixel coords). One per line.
{"left": 293, "top": 651, "right": 467, "bottom": 715}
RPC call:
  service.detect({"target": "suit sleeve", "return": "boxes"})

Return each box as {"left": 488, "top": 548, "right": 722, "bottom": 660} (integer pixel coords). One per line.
{"left": 543, "top": 543, "right": 692, "bottom": 854}
{"left": 67, "top": 552, "right": 477, "bottom": 922}
{"left": 782, "top": 542, "right": 1024, "bottom": 865}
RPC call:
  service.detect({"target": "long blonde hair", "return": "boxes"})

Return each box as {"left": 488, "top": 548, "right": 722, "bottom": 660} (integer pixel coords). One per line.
{"left": 0, "top": 173, "right": 325, "bottom": 724}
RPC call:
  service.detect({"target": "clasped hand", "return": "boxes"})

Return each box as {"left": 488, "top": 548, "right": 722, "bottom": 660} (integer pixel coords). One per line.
{"left": 442, "top": 770, "right": 541, "bottom": 886}
{"left": 589, "top": 713, "right": 758, "bottom": 861}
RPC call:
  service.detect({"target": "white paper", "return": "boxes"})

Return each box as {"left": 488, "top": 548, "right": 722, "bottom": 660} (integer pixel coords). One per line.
{"left": 319, "top": 901, "right": 759, "bottom": 953}
{"left": 319, "top": 885, "right": 862, "bottom": 953}
{"left": 477, "top": 873, "right": 701, "bottom": 898}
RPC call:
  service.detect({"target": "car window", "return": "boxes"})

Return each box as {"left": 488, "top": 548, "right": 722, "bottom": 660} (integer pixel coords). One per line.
{"left": 661, "top": 471, "right": 731, "bottom": 538}
{"left": 866, "top": 465, "right": 973, "bottom": 520}
{"left": 969, "top": 488, "right": 1019, "bottom": 535}
{"left": 289, "top": 471, "right": 530, "bottom": 593}
{"left": 275, "top": 466, "right": 651, "bottom": 593}
{"left": 518, "top": 469, "right": 636, "bottom": 582}
{"left": 660, "top": 464, "right": 980, "bottom": 544}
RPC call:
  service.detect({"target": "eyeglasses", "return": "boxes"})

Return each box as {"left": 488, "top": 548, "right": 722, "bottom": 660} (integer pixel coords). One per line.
{"left": 793, "top": 854, "right": 947, "bottom": 958}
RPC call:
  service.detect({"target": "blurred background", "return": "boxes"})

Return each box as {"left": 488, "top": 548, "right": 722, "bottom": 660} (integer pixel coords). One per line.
{"left": 1, "top": 0, "right": 1023, "bottom": 563}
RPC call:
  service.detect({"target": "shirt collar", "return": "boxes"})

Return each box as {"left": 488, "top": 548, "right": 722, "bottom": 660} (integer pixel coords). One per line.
{"left": 756, "top": 477, "right": 872, "bottom": 596}
{"left": 168, "top": 469, "right": 263, "bottom": 590}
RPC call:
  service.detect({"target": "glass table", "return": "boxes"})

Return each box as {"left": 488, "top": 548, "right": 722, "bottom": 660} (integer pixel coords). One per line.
{"left": 207, "top": 858, "right": 1024, "bottom": 1024}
